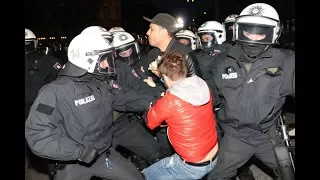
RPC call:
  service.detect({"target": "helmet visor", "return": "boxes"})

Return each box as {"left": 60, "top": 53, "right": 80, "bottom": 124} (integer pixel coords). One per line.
{"left": 92, "top": 50, "right": 116, "bottom": 77}
{"left": 176, "top": 37, "right": 191, "bottom": 47}
{"left": 197, "top": 32, "right": 217, "bottom": 48}
{"left": 115, "top": 42, "right": 140, "bottom": 66}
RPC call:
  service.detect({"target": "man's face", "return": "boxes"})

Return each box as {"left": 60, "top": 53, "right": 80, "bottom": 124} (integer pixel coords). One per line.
{"left": 243, "top": 30, "right": 266, "bottom": 41}
{"left": 100, "top": 59, "right": 109, "bottom": 69}
{"left": 146, "top": 23, "right": 164, "bottom": 47}
{"left": 118, "top": 47, "right": 133, "bottom": 58}
{"left": 178, "top": 38, "right": 190, "bottom": 46}
{"left": 201, "top": 34, "right": 214, "bottom": 42}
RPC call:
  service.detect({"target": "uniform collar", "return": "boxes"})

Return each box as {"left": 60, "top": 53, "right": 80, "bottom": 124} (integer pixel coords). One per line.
{"left": 227, "top": 43, "right": 273, "bottom": 61}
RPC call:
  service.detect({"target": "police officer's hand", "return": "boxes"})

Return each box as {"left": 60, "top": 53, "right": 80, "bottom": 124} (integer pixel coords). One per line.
{"left": 78, "top": 145, "right": 98, "bottom": 164}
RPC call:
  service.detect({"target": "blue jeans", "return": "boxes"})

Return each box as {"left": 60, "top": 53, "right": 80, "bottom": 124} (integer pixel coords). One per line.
{"left": 143, "top": 153, "right": 217, "bottom": 180}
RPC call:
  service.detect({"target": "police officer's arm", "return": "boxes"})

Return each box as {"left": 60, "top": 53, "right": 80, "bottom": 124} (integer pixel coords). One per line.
{"left": 25, "top": 86, "right": 82, "bottom": 161}
{"left": 44, "top": 56, "right": 63, "bottom": 84}
{"left": 146, "top": 94, "right": 170, "bottom": 130}
{"left": 124, "top": 63, "right": 162, "bottom": 97}
{"left": 210, "top": 53, "right": 227, "bottom": 108}
{"left": 281, "top": 53, "right": 295, "bottom": 98}
{"left": 112, "top": 89, "right": 159, "bottom": 112}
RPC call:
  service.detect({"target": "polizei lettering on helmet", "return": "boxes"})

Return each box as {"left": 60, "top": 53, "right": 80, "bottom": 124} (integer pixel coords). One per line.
{"left": 74, "top": 95, "right": 95, "bottom": 106}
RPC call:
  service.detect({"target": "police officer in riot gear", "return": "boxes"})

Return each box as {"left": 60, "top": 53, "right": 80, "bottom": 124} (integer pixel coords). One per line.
{"left": 81, "top": 27, "right": 164, "bottom": 168}
{"left": 195, "top": 21, "right": 231, "bottom": 93}
{"left": 222, "top": 14, "right": 239, "bottom": 45}
{"left": 25, "top": 28, "right": 63, "bottom": 120}
{"left": 113, "top": 31, "right": 161, "bottom": 89}
{"left": 207, "top": 3, "right": 295, "bottom": 180}
{"left": 175, "top": 29, "right": 198, "bottom": 51}
{"left": 196, "top": 20, "right": 256, "bottom": 180}
{"left": 110, "top": 31, "right": 165, "bottom": 168}
{"left": 25, "top": 33, "right": 160, "bottom": 180}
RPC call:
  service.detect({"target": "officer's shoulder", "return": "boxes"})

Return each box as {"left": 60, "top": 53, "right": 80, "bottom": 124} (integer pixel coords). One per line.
{"left": 271, "top": 47, "right": 295, "bottom": 61}
{"left": 210, "top": 51, "right": 229, "bottom": 68}
{"left": 37, "top": 77, "right": 66, "bottom": 95}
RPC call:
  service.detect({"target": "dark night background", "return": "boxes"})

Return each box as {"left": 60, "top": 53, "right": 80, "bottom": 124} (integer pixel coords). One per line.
{"left": 24, "top": 0, "right": 295, "bottom": 40}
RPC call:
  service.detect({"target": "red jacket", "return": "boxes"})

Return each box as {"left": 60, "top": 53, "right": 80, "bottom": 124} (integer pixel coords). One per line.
{"left": 147, "top": 76, "right": 218, "bottom": 162}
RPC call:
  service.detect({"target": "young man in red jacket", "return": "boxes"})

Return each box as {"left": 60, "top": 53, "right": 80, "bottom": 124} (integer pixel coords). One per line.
{"left": 142, "top": 52, "right": 219, "bottom": 180}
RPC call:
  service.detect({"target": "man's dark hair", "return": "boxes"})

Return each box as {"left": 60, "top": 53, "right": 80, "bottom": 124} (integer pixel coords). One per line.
{"left": 158, "top": 52, "right": 187, "bottom": 81}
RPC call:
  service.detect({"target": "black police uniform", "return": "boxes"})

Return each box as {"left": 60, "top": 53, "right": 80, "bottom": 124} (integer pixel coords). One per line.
{"left": 25, "top": 63, "right": 159, "bottom": 180}
{"left": 111, "top": 59, "right": 164, "bottom": 165}
{"left": 206, "top": 44, "right": 295, "bottom": 180}
{"left": 195, "top": 42, "right": 256, "bottom": 180}
{"left": 25, "top": 51, "right": 63, "bottom": 120}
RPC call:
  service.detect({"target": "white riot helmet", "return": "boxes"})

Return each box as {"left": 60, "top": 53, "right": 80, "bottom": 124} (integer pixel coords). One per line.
{"left": 197, "top": 21, "right": 226, "bottom": 49}
{"left": 222, "top": 14, "right": 238, "bottom": 32}
{"left": 81, "top": 26, "right": 113, "bottom": 43}
{"left": 222, "top": 14, "right": 238, "bottom": 43}
{"left": 175, "top": 30, "right": 197, "bottom": 51}
{"left": 233, "top": 3, "right": 281, "bottom": 45}
{"left": 25, "top": 28, "right": 38, "bottom": 54}
{"left": 61, "top": 33, "right": 116, "bottom": 77}
{"left": 109, "top": 27, "right": 125, "bottom": 35}
{"left": 112, "top": 32, "right": 141, "bottom": 66}
{"left": 224, "top": 14, "right": 239, "bottom": 24}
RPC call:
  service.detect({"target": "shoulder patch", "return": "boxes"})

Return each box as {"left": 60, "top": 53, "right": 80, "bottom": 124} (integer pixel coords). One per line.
{"left": 53, "top": 62, "right": 62, "bottom": 70}
{"left": 36, "top": 103, "right": 55, "bottom": 116}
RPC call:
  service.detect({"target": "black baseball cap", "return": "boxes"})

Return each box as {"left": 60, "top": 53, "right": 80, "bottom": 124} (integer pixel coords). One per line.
{"left": 143, "top": 13, "right": 178, "bottom": 32}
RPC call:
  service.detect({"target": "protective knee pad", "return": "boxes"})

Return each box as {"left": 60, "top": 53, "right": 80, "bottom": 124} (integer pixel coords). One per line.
{"left": 146, "top": 151, "right": 165, "bottom": 165}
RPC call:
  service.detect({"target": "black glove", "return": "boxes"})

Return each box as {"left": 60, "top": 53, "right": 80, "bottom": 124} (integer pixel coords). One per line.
{"left": 78, "top": 145, "right": 98, "bottom": 164}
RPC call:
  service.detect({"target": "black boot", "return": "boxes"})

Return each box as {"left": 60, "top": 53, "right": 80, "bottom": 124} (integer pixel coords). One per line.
{"left": 130, "top": 153, "right": 149, "bottom": 171}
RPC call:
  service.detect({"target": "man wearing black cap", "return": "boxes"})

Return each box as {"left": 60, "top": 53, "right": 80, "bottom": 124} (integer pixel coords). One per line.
{"left": 143, "top": 13, "right": 202, "bottom": 157}
{"left": 143, "top": 13, "right": 202, "bottom": 78}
